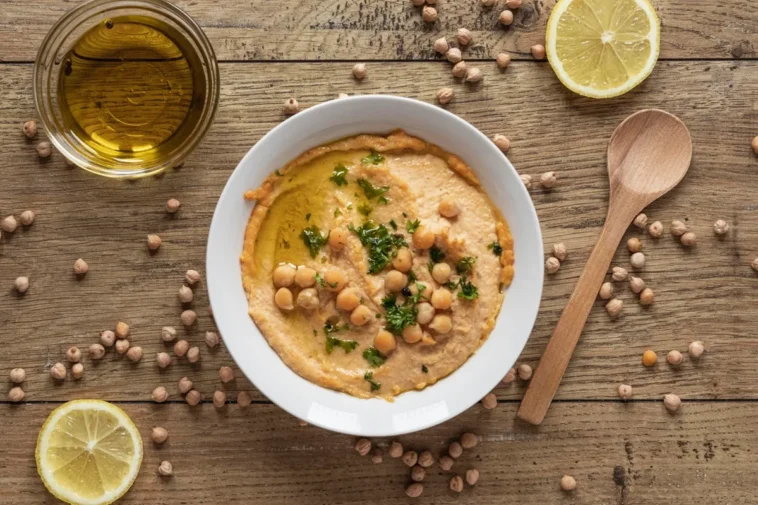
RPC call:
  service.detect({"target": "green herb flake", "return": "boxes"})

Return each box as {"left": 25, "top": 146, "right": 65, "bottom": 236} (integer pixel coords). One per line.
{"left": 362, "top": 150, "right": 385, "bottom": 165}
{"left": 382, "top": 293, "right": 397, "bottom": 310}
{"left": 427, "top": 260, "right": 435, "bottom": 274}
{"left": 363, "top": 347, "right": 386, "bottom": 368}
{"left": 357, "top": 179, "right": 390, "bottom": 200}
{"left": 384, "top": 301, "right": 418, "bottom": 336}
{"left": 330, "top": 164, "right": 349, "bottom": 186}
{"left": 407, "top": 270, "right": 418, "bottom": 283}
{"left": 305, "top": 213, "right": 311, "bottom": 221}
{"left": 358, "top": 202, "right": 373, "bottom": 216}
{"left": 313, "top": 329, "right": 318, "bottom": 337}
{"left": 347, "top": 204, "right": 353, "bottom": 210}
{"left": 274, "top": 170, "right": 284, "bottom": 177}
{"left": 300, "top": 226, "right": 327, "bottom": 258}
{"left": 488, "top": 241, "right": 503, "bottom": 256}
{"left": 325, "top": 335, "right": 359, "bottom": 354}
{"left": 389, "top": 219, "right": 398, "bottom": 230}
{"left": 349, "top": 220, "right": 407, "bottom": 274}
{"left": 443, "top": 280, "right": 459, "bottom": 290}
{"left": 406, "top": 219, "right": 421, "bottom": 234}
{"left": 457, "top": 279, "right": 479, "bottom": 300}
{"left": 430, "top": 246, "right": 445, "bottom": 263}
{"left": 421, "top": 365, "right": 428, "bottom": 373}
{"left": 456, "top": 256, "right": 477, "bottom": 276}
{"left": 364, "top": 371, "right": 381, "bottom": 391}
{"left": 378, "top": 196, "right": 390, "bottom": 205}
{"left": 402, "top": 212, "right": 408, "bottom": 218}
{"left": 334, "top": 208, "right": 343, "bottom": 217}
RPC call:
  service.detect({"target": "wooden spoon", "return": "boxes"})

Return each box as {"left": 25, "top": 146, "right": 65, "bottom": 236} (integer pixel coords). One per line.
{"left": 517, "top": 109, "right": 692, "bottom": 425}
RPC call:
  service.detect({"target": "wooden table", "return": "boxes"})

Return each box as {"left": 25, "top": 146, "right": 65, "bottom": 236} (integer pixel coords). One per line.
{"left": 2, "top": 1, "right": 758, "bottom": 503}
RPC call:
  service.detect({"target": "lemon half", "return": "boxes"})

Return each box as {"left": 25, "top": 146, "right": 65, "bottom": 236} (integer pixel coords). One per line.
{"left": 36, "top": 400, "right": 143, "bottom": 505}
{"left": 546, "top": 0, "right": 660, "bottom": 99}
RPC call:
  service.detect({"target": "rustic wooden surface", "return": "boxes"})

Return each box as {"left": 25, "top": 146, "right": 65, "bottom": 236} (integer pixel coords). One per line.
{"left": 2, "top": 0, "right": 758, "bottom": 503}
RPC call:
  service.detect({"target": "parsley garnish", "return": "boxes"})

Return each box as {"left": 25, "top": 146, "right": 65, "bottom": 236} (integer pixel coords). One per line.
{"left": 430, "top": 246, "right": 445, "bottom": 263}
{"left": 300, "top": 226, "right": 327, "bottom": 258}
{"left": 456, "top": 256, "right": 477, "bottom": 276}
{"left": 407, "top": 270, "right": 417, "bottom": 282}
{"left": 378, "top": 196, "right": 390, "bottom": 205}
{"left": 457, "top": 279, "right": 479, "bottom": 300}
{"left": 488, "top": 241, "right": 503, "bottom": 256}
{"left": 421, "top": 365, "right": 428, "bottom": 373}
{"left": 315, "top": 272, "right": 336, "bottom": 288}
{"left": 334, "top": 208, "right": 343, "bottom": 217}
{"left": 305, "top": 213, "right": 311, "bottom": 221}
{"left": 274, "top": 170, "right": 284, "bottom": 177}
{"left": 443, "top": 280, "right": 458, "bottom": 290}
{"left": 364, "top": 371, "right": 381, "bottom": 391}
{"left": 324, "top": 322, "right": 343, "bottom": 335}
{"left": 363, "top": 347, "right": 386, "bottom": 367}
{"left": 349, "top": 221, "right": 407, "bottom": 274}
{"left": 357, "top": 179, "right": 389, "bottom": 200}
{"left": 362, "top": 151, "right": 384, "bottom": 165}
{"left": 406, "top": 219, "right": 421, "bottom": 233}
{"left": 427, "top": 260, "right": 435, "bottom": 274}
{"left": 382, "top": 293, "right": 397, "bottom": 310}
{"left": 326, "top": 335, "right": 359, "bottom": 354}
{"left": 408, "top": 282, "right": 427, "bottom": 304}
{"left": 384, "top": 299, "right": 418, "bottom": 336}
{"left": 358, "top": 202, "right": 373, "bottom": 216}
{"left": 389, "top": 219, "right": 398, "bottom": 230}
{"left": 330, "top": 164, "right": 349, "bottom": 186}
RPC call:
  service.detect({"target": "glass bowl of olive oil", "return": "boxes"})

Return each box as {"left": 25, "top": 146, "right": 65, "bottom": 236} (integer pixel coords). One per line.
{"left": 34, "top": 0, "right": 219, "bottom": 178}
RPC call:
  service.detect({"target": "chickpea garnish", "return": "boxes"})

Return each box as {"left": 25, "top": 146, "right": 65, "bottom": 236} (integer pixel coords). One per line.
{"left": 352, "top": 63, "right": 367, "bottom": 80}
{"left": 461, "top": 432, "right": 479, "bottom": 449}
{"left": 545, "top": 257, "right": 561, "bottom": 274}
{"left": 219, "top": 366, "right": 235, "bottom": 383}
{"left": 688, "top": 341, "right": 705, "bottom": 359}
{"left": 73, "top": 258, "right": 89, "bottom": 275}
{"left": 517, "top": 363, "right": 533, "bottom": 380}
{"left": 627, "top": 237, "right": 642, "bottom": 253}
{"left": 605, "top": 299, "right": 623, "bottom": 318}
{"left": 752, "top": 257, "right": 758, "bottom": 272}
{"left": 405, "top": 483, "right": 423, "bottom": 498}
{"left": 402, "top": 450, "right": 418, "bottom": 467}
{"left": 411, "top": 465, "right": 425, "bottom": 482}
{"left": 481, "top": 392, "right": 497, "bottom": 410}
{"left": 410, "top": 282, "right": 432, "bottom": 299}
{"left": 350, "top": 305, "right": 373, "bottom": 326}
{"left": 100, "top": 330, "right": 116, "bottom": 347}
{"left": 71, "top": 363, "right": 84, "bottom": 380}
{"left": 335, "top": 288, "right": 360, "bottom": 311}
{"left": 642, "top": 350, "right": 657, "bottom": 367}
{"left": 450, "top": 475, "right": 464, "bottom": 493}
{"left": 617, "top": 384, "right": 632, "bottom": 400}
{"left": 213, "top": 390, "right": 227, "bottom": 409}
{"left": 429, "top": 314, "right": 452, "bottom": 334}
{"left": 493, "top": 134, "right": 510, "bottom": 153}
{"left": 430, "top": 288, "right": 452, "bottom": 310}
{"left": 403, "top": 324, "right": 423, "bottom": 343}
{"left": 630, "top": 252, "right": 645, "bottom": 269}
{"left": 466, "top": 469, "right": 480, "bottom": 486}
{"left": 680, "top": 232, "right": 696, "bottom": 247}
{"left": 416, "top": 302, "right": 435, "bottom": 325}
{"left": 180, "top": 309, "right": 197, "bottom": 326}
{"left": 496, "top": 53, "right": 511, "bottom": 69}
{"left": 374, "top": 329, "right": 397, "bottom": 355}
{"left": 158, "top": 461, "right": 173, "bottom": 476}
{"left": 173, "top": 340, "right": 189, "bottom": 357}
{"left": 151, "top": 426, "right": 169, "bottom": 444}
{"left": 392, "top": 248, "right": 412, "bottom": 272}
{"left": 431, "top": 263, "right": 452, "bottom": 284}
{"left": 663, "top": 393, "right": 681, "bottom": 412}
{"left": 185, "top": 389, "right": 201, "bottom": 406}
{"left": 178, "top": 377, "right": 193, "bottom": 394}
{"left": 629, "top": 276, "right": 645, "bottom": 294}
{"left": 531, "top": 44, "right": 546, "bottom": 60}
{"left": 599, "top": 282, "right": 613, "bottom": 300}
{"left": 385, "top": 270, "right": 408, "bottom": 292}
{"left": 438, "top": 197, "right": 460, "bottom": 218}
{"left": 323, "top": 268, "right": 347, "bottom": 292}
{"left": 670, "top": 220, "right": 687, "bottom": 237}
{"left": 274, "top": 287, "right": 295, "bottom": 311}
{"left": 9, "top": 368, "right": 25, "bottom": 384}
{"left": 446, "top": 48, "right": 462, "bottom": 64}
{"left": 540, "top": 171, "right": 557, "bottom": 189}
{"left": 152, "top": 386, "right": 168, "bottom": 403}
{"left": 161, "top": 326, "right": 177, "bottom": 342}
{"left": 713, "top": 219, "right": 729, "bottom": 235}
{"left": 283, "top": 98, "right": 300, "bottom": 115}
{"left": 328, "top": 229, "right": 347, "bottom": 251}
{"left": 115, "top": 339, "right": 130, "bottom": 354}
{"left": 452, "top": 61, "right": 468, "bottom": 79}
{"left": 498, "top": 9, "right": 514, "bottom": 25}
{"left": 433, "top": 37, "right": 449, "bottom": 54}
{"left": 297, "top": 288, "right": 320, "bottom": 311}
{"left": 422, "top": 5, "right": 438, "bottom": 22}
{"left": 639, "top": 288, "right": 655, "bottom": 305}
{"left": 146, "top": 234, "right": 162, "bottom": 251}
{"left": 612, "top": 266, "right": 628, "bottom": 281}
{"left": 436, "top": 87, "right": 454, "bottom": 105}
{"left": 294, "top": 266, "right": 317, "bottom": 288}
{"left": 273, "top": 264, "right": 296, "bottom": 288}
{"left": 666, "top": 350, "right": 683, "bottom": 366}
{"left": 560, "top": 475, "right": 577, "bottom": 491}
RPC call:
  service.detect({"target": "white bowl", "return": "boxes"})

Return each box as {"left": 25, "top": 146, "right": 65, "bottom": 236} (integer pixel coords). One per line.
{"left": 207, "top": 95, "right": 543, "bottom": 436}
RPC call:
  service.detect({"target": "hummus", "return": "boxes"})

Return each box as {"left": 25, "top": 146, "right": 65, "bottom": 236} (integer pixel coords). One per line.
{"left": 241, "top": 131, "right": 514, "bottom": 400}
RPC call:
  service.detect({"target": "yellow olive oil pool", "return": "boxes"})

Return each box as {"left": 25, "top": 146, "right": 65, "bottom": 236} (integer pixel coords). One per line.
{"left": 57, "top": 15, "right": 206, "bottom": 169}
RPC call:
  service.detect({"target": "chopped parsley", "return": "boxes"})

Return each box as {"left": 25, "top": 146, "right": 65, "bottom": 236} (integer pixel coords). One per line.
{"left": 408, "top": 282, "right": 427, "bottom": 304}
{"left": 407, "top": 270, "right": 418, "bottom": 283}
{"left": 324, "top": 322, "right": 343, "bottom": 335}
{"left": 430, "top": 246, "right": 445, "bottom": 263}
{"left": 362, "top": 150, "right": 384, "bottom": 165}
{"left": 427, "top": 260, "right": 435, "bottom": 274}
{"left": 315, "top": 272, "right": 337, "bottom": 289}
{"left": 382, "top": 293, "right": 397, "bottom": 310}
{"left": 402, "top": 212, "right": 408, "bottom": 218}
{"left": 488, "top": 241, "right": 503, "bottom": 256}
{"left": 443, "top": 280, "right": 458, "bottom": 290}
{"left": 378, "top": 196, "right": 390, "bottom": 205}
{"left": 274, "top": 169, "right": 284, "bottom": 177}
{"left": 326, "top": 336, "right": 359, "bottom": 354}
{"left": 389, "top": 219, "right": 398, "bottom": 230}
{"left": 457, "top": 278, "right": 479, "bottom": 300}
{"left": 358, "top": 202, "right": 373, "bottom": 216}
{"left": 421, "top": 364, "right": 428, "bottom": 373}
{"left": 330, "top": 164, "right": 349, "bottom": 186}
{"left": 406, "top": 219, "right": 421, "bottom": 234}
{"left": 305, "top": 213, "right": 311, "bottom": 221}
{"left": 300, "top": 226, "right": 327, "bottom": 258}
{"left": 364, "top": 371, "right": 381, "bottom": 391}
{"left": 357, "top": 179, "right": 389, "bottom": 200}
{"left": 363, "top": 347, "right": 386, "bottom": 367}
{"left": 334, "top": 208, "right": 343, "bottom": 217}
{"left": 349, "top": 220, "right": 407, "bottom": 274}
{"left": 456, "top": 256, "right": 477, "bottom": 276}
{"left": 383, "top": 296, "right": 418, "bottom": 335}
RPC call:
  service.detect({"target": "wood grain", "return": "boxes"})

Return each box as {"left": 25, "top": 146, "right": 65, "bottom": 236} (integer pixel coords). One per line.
{"left": 1, "top": 0, "right": 757, "bottom": 62}
{"left": 1, "top": 61, "right": 758, "bottom": 403}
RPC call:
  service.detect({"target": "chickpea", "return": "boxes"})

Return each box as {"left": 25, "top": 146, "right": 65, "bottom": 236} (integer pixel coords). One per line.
{"left": 449, "top": 441, "right": 463, "bottom": 459}
{"left": 416, "top": 302, "right": 435, "bottom": 325}
{"left": 115, "top": 339, "right": 130, "bottom": 354}
{"left": 431, "top": 263, "right": 451, "bottom": 284}
{"left": 639, "top": 288, "right": 654, "bottom": 305}
{"left": 296, "top": 288, "right": 320, "bottom": 310}
{"left": 336, "top": 288, "right": 360, "bottom": 311}
{"left": 403, "top": 324, "right": 423, "bottom": 343}
{"left": 438, "top": 197, "right": 460, "bottom": 218}
{"left": 663, "top": 393, "right": 681, "bottom": 412}
{"left": 385, "top": 270, "right": 408, "bottom": 292}
{"left": 412, "top": 225, "right": 435, "bottom": 250}
{"left": 178, "top": 377, "right": 193, "bottom": 394}
{"left": 374, "top": 329, "right": 397, "bottom": 355}
{"left": 350, "top": 305, "right": 373, "bottom": 326}
{"left": 642, "top": 350, "right": 657, "bottom": 367}
{"left": 430, "top": 288, "right": 453, "bottom": 310}
{"left": 618, "top": 384, "right": 633, "bottom": 400}
{"left": 323, "top": 268, "right": 347, "bottom": 292}
{"left": 648, "top": 221, "right": 663, "bottom": 238}
{"left": 392, "top": 248, "right": 413, "bottom": 272}
{"left": 598, "top": 282, "right": 613, "bottom": 300}
{"left": 560, "top": 475, "right": 577, "bottom": 492}
{"left": 219, "top": 366, "right": 235, "bottom": 383}
{"left": 274, "top": 287, "right": 294, "bottom": 311}
{"left": 294, "top": 266, "right": 317, "bottom": 288}
{"left": 273, "top": 264, "right": 296, "bottom": 288}
{"left": 429, "top": 314, "right": 452, "bottom": 334}
{"left": 688, "top": 341, "right": 705, "bottom": 359}
{"left": 328, "top": 228, "right": 347, "bottom": 251}
{"left": 410, "top": 282, "right": 432, "bottom": 299}
{"left": 173, "top": 340, "right": 189, "bottom": 357}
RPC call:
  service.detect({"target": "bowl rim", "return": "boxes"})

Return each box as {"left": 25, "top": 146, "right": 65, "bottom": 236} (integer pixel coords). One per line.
{"left": 207, "top": 95, "right": 543, "bottom": 436}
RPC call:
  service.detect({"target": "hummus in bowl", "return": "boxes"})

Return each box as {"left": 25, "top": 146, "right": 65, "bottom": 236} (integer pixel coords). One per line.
{"left": 207, "top": 95, "right": 543, "bottom": 436}
{"left": 241, "top": 131, "right": 514, "bottom": 399}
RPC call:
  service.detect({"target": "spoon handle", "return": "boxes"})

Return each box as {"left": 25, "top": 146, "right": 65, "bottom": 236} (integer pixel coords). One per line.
{"left": 518, "top": 207, "right": 633, "bottom": 425}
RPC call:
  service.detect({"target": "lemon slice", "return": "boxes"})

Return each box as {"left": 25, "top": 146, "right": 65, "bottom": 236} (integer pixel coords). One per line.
{"left": 546, "top": 0, "right": 660, "bottom": 99}
{"left": 36, "top": 400, "right": 143, "bottom": 505}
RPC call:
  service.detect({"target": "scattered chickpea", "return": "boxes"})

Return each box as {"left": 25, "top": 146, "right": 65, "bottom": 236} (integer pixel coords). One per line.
{"left": 466, "top": 468, "right": 480, "bottom": 486}
{"left": 180, "top": 309, "right": 198, "bottom": 326}
{"left": 350, "top": 305, "right": 373, "bottom": 326}
{"left": 422, "top": 5, "right": 438, "bottom": 22}
{"left": 456, "top": 28, "right": 473, "bottom": 46}
{"left": 389, "top": 441, "right": 404, "bottom": 458}
{"left": 100, "top": 330, "right": 116, "bottom": 347}
{"left": 449, "top": 441, "right": 464, "bottom": 459}
{"left": 648, "top": 221, "right": 663, "bottom": 238}
{"left": 205, "top": 331, "right": 220, "bottom": 348}
{"left": 402, "top": 324, "right": 423, "bottom": 344}
{"left": 8, "top": 387, "right": 24, "bottom": 402}
{"left": 370, "top": 447, "right": 383, "bottom": 464}
{"left": 14, "top": 276, "right": 29, "bottom": 293}
{"left": 433, "top": 37, "right": 449, "bottom": 54}
{"left": 185, "top": 389, "right": 201, "bottom": 406}
{"left": 498, "top": 10, "right": 514, "bottom": 25}
{"left": 402, "top": 450, "right": 418, "bottom": 467}
{"left": 161, "top": 326, "right": 177, "bottom": 342}
{"left": 517, "top": 363, "right": 533, "bottom": 380}
{"left": 642, "top": 350, "right": 657, "bottom": 367}
{"left": 283, "top": 98, "right": 300, "bottom": 115}
{"left": 492, "top": 134, "right": 510, "bottom": 153}
{"left": 545, "top": 257, "right": 561, "bottom": 274}
{"left": 627, "top": 237, "right": 642, "bottom": 253}
{"left": 71, "top": 363, "right": 84, "bottom": 379}
{"left": 374, "top": 329, "right": 397, "bottom": 355}
{"left": 411, "top": 0, "right": 425, "bottom": 6}
{"left": 711, "top": 219, "right": 729, "bottom": 236}
{"left": 152, "top": 386, "right": 168, "bottom": 403}
{"left": 417, "top": 451, "right": 434, "bottom": 468}
{"left": 481, "top": 392, "right": 497, "bottom": 410}
{"left": 461, "top": 432, "right": 479, "bottom": 449}
{"left": 66, "top": 347, "right": 82, "bottom": 363}
{"left": 688, "top": 341, "right": 705, "bottom": 359}
{"left": 411, "top": 465, "right": 425, "bottom": 481}
{"left": 158, "top": 461, "right": 173, "bottom": 477}
{"left": 505, "top": 0, "right": 522, "bottom": 7}
{"left": 560, "top": 475, "right": 577, "bottom": 491}
{"left": 612, "top": 266, "right": 628, "bottom": 281}
{"left": 187, "top": 346, "right": 201, "bottom": 363}
{"left": 219, "top": 366, "right": 235, "bottom": 383}
{"left": 630, "top": 252, "right": 645, "bottom": 269}
{"left": 23, "top": 120, "right": 38, "bottom": 138}
{"left": 606, "top": 298, "right": 623, "bottom": 318}
{"left": 496, "top": 52, "right": 511, "bottom": 69}
{"left": 146, "top": 234, "right": 162, "bottom": 251}
{"left": 599, "top": 282, "right": 614, "bottom": 300}
{"left": 151, "top": 426, "right": 169, "bottom": 444}
{"left": 8, "top": 368, "right": 25, "bottom": 385}
{"left": 213, "top": 390, "right": 227, "bottom": 409}
{"left": 466, "top": 67, "right": 484, "bottom": 83}
{"left": 752, "top": 257, "right": 758, "bottom": 272}
{"left": 629, "top": 276, "right": 645, "bottom": 294}
{"left": 666, "top": 350, "right": 683, "bottom": 366}
{"left": 115, "top": 339, "right": 130, "bottom": 354}
{"left": 237, "top": 391, "right": 252, "bottom": 407}
{"left": 502, "top": 367, "right": 517, "bottom": 384}
{"left": 752, "top": 136, "right": 758, "bottom": 154}
{"left": 352, "top": 63, "right": 367, "bottom": 81}
{"left": 324, "top": 268, "right": 347, "bottom": 292}
{"left": 174, "top": 340, "right": 189, "bottom": 357}
{"left": 73, "top": 258, "right": 89, "bottom": 275}
{"left": 618, "top": 384, "right": 633, "bottom": 400}
{"left": 680, "top": 232, "right": 696, "bottom": 247}
{"left": 439, "top": 455, "right": 454, "bottom": 471}
{"left": 436, "top": 87, "right": 454, "bottom": 105}
{"left": 355, "top": 438, "right": 372, "bottom": 456}
{"left": 446, "top": 48, "right": 462, "bottom": 64}
{"left": 1, "top": 215, "right": 17, "bottom": 233}
{"left": 663, "top": 393, "right": 681, "bottom": 412}
{"left": 520, "top": 174, "right": 532, "bottom": 188}
{"left": 185, "top": 269, "right": 201, "bottom": 285}
{"left": 531, "top": 44, "right": 546, "bottom": 59}
{"left": 450, "top": 475, "right": 464, "bottom": 493}
{"left": 632, "top": 213, "right": 648, "bottom": 229}
{"left": 385, "top": 270, "right": 408, "bottom": 293}
{"left": 178, "top": 285, "right": 193, "bottom": 303}
{"left": 115, "top": 322, "right": 129, "bottom": 339}
{"left": 19, "top": 210, "right": 36, "bottom": 226}
{"left": 639, "top": 287, "right": 655, "bottom": 305}
{"left": 178, "top": 377, "right": 193, "bottom": 394}
{"left": 481, "top": 0, "right": 497, "bottom": 6}
{"left": 429, "top": 314, "right": 452, "bottom": 334}
{"left": 156, "top": 352, "right": 172, "bottom": 368}
{"left": 540, "top": 171, "right": 557, "bottom": 189}
{"left": 294, "top": 266, "right": 316, "bottom": 288}
{"left": 431, "top": 263, "right": 452, "bottom": 284}
{"left": 670, "top": 220, "right": 687, "bottom": 237}
{"left": 36, "top": 141, "right": 52, "bottom": 158}
{"left": 406, "top": 483, "right": 424, "bottom": 498}
{"left": 165, "top": 198, "right": 181, "bottom": 214}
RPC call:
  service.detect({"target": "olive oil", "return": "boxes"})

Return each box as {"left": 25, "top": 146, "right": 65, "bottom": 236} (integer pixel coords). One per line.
{"left": 58, "top": 15, "right": 206, "bottom": 169}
